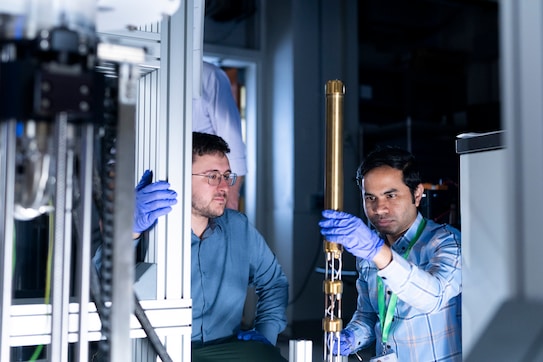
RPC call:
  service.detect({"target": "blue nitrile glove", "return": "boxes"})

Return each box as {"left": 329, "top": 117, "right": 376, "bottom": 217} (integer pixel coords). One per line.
{"left": 319, "top": 209, "right": 384, "bottom": 260}
{"left": 237, "top": 329, "right": 272, "bottom": 345}
{"left": 330, "top": 329, "right": 355, "bottom": 356}
{"left": 133, "top": 170, "right": 177, "bottom": 233}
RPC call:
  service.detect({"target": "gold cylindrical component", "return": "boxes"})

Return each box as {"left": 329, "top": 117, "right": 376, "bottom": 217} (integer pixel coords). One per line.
{"left": 322, "top": 317, "right": 343, "bottom": 333}
{"left": 323, "top": 240, "right": 342, "bottom": 256}
{"left": 323, "top": 280, "right": 343, "bottom": 295}
{"left": 324, "top": 80, "right": 344, "bottom": 212}
{"left": 323, "top": 80, "right": 345, "bottom": 362}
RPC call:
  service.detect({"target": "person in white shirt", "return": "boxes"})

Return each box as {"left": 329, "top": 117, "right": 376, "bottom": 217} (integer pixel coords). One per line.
{"left": 193, "top": 61, "right": 247, "bottom": 210}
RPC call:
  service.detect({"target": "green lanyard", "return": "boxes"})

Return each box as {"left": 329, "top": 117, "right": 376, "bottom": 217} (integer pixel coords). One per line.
{"left": 377, "top": 218, "right": 426, "bottom": 346}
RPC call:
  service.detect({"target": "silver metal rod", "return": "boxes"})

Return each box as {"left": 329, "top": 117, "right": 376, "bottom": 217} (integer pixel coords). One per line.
{"left": 75, "top": 124, "right": 94, "bottom": 362}
{"left": 49, "top": 113, "right": 71, "bottom": 362}
{"left": 0, "top": 119, "right": 16, "bottom": 362}
{"left": 110, "top": 62, "right": 138, "bottom": 362}
{"left": 289, "top": 339, "right": 313, "bottom": 362}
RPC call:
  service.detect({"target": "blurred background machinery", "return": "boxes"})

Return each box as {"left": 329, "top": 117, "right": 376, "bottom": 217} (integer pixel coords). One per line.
{"left": 0, "top": 1, "right": 197, "bottom": 361}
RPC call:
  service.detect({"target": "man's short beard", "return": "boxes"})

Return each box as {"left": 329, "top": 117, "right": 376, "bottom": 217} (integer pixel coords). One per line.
{"left": 202, "top": 207, "right": 224, "bottom": 219}
{"left": 192, "top": 202, "right": 225, "bottom": 219}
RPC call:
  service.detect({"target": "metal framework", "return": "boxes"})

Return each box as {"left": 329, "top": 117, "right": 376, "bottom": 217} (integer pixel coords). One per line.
{"left": 0, "top": 1, "right": 197, "bottom": 361}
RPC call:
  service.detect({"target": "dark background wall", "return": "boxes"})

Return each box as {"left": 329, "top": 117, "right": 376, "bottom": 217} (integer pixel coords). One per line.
{"left": 202, "top": 0, "right": 499, "bottom": 337}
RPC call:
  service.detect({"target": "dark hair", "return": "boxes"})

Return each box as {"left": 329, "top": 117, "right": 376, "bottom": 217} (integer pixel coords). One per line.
{"left": 356, "top": 146, "right": 421, "bottom": 200}
{"left": 192, "top": 132, "right": 230, "bottom": 161}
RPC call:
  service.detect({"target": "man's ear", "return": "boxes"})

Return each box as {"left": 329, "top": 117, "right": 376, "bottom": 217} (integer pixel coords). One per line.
{"left": 414, "top": 183, "right": 424, "bottom": 206}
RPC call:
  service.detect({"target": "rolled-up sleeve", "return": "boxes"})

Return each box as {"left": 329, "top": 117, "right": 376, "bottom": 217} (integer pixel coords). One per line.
{"left": 378, "top": 227, "right": 461, "bottom": 313}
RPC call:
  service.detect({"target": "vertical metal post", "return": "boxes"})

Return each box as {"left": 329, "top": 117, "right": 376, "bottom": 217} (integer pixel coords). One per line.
{"left": 322, "top": 80, "right": 345, "bottom": 362}
{"left": 96, "top": 42, "right": 144, "bottom": 362}
{"left": 0, "top": 119, "right": 16, "bottom": 362}
{"left": 49, "top": 113, "right": 73, "bottom": 362}
{"left": 75, "top": 124, "right": 94, "bottom": 361}
{"left": 109, "top": 62, "right": 138, "bottom": 362}
{"left": 289, "top": 339, "right": 313, "bottom": 362}
{"left": 501, "top": 0, "right": 543, "bottom": 301}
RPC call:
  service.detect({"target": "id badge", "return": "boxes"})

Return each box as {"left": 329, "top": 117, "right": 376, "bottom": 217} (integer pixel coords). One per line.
{"left": 369, "top": 351, "right": 398, "bottom": 362}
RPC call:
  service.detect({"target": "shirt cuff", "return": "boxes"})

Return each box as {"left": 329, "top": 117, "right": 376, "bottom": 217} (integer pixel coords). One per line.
{"left": 376, "top": 249, "right": 411, "bottom": 292}
{"left": 255, "top": 324, "right": 279, "bottom": 345}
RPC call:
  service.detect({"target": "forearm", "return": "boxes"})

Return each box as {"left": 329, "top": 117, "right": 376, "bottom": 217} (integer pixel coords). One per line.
{"left": 253, "top": 277, "right": 288, "bottom": 345}
{"left": 254, "top": 323, "right": 280, "bottom": 345}
{"left": 254, "top": 284, "right": 288, "bottom": 331}
{"left": 253, "top": 299, "right": 286, "bottom": 345}
{"left": 378, "top": 249, "right": 462, "bottom": 312}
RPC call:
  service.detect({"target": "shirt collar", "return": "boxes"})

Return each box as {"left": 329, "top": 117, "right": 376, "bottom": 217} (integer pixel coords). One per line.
{"left": 390, "top": 212, "right": 424, "bottom": 254}
{"left": 195, "top": 215, "right": 225, "bottom": 239}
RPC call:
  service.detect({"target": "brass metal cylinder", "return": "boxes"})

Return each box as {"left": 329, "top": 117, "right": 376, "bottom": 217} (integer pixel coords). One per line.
{"left": 323, "top": 280, "right": 343, "bottom": 295}
{"left": 323, "top": 80, "right": 345, "bottom": 257}
{"left": 323, "top": 240, "right": 342, "bottom": 255}
{"left": 322, "top": 80, "right": 345, "bottom": 362}
{"left": 322, "top": 317, "right": 343, "bottom": 333}
{"left": 324, "top": 80, "right": 344, "bottom": 212}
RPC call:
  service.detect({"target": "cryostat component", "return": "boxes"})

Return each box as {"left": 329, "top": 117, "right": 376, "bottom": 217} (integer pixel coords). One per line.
{"left": 322, "top": 317, "right": 342, "bottom": 333}
{"left": 323, "top": 280, "right": 343, "bottom": 296}
{"left": 1, "top": 0, "right": 188, "bottom": 361}
{"left": 14, "top": 121, "right": 56, "bottom": 220}
{"left": 0, "top": 1, "right": 97, "bottom": 220}
{"left": 323, "top": 80, "right": 345, "bottom": 362}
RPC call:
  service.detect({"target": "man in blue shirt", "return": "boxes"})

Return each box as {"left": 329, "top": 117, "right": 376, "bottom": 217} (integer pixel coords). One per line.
{"left": 94, "top": 132, "right": 287, "bottom": 361}
{"left": 319, "top": 146, "right": 461, "bottom": 361}
{"left": 190, "top": 132, "right": 288, "bottom": 361}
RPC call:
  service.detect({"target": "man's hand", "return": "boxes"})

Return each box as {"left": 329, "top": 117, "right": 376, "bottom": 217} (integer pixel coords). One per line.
{"left": 237, "top": 329, "right": 272, "bottom": 345}
{"left": 319, "top": 209, "right": 384, "bottom": 260}
{"left": 133, "top": 170, "right": 177, "bottom": 234}
{"left": 330, "top": 329, "right": 355, "bottom": 356}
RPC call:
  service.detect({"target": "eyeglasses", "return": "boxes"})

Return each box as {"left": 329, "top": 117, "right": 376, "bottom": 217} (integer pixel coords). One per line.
{"left": 192, "top": 171, "right": 237, "bottom": 186}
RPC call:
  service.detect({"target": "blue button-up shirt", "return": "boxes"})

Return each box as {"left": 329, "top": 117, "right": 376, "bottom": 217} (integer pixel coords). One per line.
{"left": 191, "top": 209, "right": 288, "bottom": 345}
{"left": 346, "top": 213, "right": 462, "bottom": 361}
